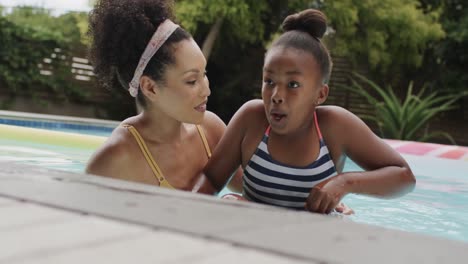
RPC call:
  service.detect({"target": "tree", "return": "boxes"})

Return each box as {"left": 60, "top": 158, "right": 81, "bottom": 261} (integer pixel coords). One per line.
{"left": 417, "top": 0, "right": 468, "bottom": 94}
{"left": 0, "top": 6, "right": 90, "bottom": 108}
{"left": 320, "top": 0, "right": 445, "bottom": 86}
{"left": 175, "top": 0, "right": 270, "bottom": 60}
{"left": 5, "top": 6, "right": 89, "bottom": 47}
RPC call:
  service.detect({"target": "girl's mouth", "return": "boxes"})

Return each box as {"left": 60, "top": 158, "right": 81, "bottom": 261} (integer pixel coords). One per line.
{"left": 271, "top": 113, "right": 287, "bottom": 123}
{"left": 272, "top": 113, "right": 285, "bottom": 120}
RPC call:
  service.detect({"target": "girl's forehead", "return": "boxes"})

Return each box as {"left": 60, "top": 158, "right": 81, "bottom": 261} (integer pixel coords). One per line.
{"left": 264, "top": 47, "right": 318, "bottom": 71}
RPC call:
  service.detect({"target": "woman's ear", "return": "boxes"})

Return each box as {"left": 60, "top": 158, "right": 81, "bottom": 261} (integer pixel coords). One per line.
{"left": 316, "top": 84, "right": 329, "bottom": 105}
{"left": 139, "top": 76, "right": 159, "bottom": 102}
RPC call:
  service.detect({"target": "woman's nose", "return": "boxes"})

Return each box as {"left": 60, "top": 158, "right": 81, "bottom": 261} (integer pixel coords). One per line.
{"left": 201, "top": 77, "right": 211, "bottom": 97}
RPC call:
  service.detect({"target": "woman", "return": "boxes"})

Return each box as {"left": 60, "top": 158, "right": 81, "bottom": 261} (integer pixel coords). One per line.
{"left": 85, "top": 0, "right": 241, "bottom": 194}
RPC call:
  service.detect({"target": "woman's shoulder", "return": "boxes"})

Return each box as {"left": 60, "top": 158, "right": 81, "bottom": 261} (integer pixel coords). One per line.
{"left": 198, "top": 111, "right": 226, "bottom": 148}
{"left": 201, "top": 111, "right": 225, "bottom": 128}
{"left": 85, "top": 125, "right": 137, "bottom": 176}
{"left": 201, "top": 111, "right": 225, "bottom": 134}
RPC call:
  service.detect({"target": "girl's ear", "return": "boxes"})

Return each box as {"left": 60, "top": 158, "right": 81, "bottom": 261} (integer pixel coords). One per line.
{"left": 316, "top": 84, "right": 329, "bottom": 105}
{"left": 139, "top": 76, "right": 159, "bottom": 102}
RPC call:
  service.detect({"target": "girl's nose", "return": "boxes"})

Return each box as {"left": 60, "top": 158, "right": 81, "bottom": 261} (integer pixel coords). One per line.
{"left": 272, "top": 88, "right": 284, "bottom": 104}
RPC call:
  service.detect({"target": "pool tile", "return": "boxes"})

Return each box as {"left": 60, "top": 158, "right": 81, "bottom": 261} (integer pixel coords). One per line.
{"left": 0, "top": 118, "right": 114, "bottom": 135}
{"left": 395, "top": 142, "right": 441, "bottom": 155}
{"left": 438, "top": 148, "right": 468, "bottom": 160}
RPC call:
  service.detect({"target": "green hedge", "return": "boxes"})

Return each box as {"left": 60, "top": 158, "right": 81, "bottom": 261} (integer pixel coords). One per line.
{"left": 0, "top": 15, "right": 87, "bottom": 107}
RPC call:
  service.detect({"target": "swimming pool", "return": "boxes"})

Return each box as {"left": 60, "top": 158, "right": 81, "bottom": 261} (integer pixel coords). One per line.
{"left": 1, "top": 116, "right": 467, "bottom": 243}
{"left": 0, "top": 110, "right": 116, "bottom": 137}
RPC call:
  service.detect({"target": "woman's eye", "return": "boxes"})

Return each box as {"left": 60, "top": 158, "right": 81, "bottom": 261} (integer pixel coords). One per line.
{"left": 187, "top": 71, "right": 207, "bottom": 85}
{"left": 288, "top": 81, "right": 300, "bottom": 88}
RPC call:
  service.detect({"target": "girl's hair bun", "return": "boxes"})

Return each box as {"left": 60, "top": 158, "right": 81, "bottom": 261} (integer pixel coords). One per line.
{"left": 281, "top": 9, "right": 327, "bottom": 39}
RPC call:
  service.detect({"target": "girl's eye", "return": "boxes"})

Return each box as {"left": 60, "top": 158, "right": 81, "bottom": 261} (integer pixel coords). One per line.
{"left": 187, "top": 80, "right": 197, "bottom": 85}
{"left": 288, "top": 81, "right": 300, "bottom": 88}
{"left": 263, "top": 78, "right": 275, "bottom": 87}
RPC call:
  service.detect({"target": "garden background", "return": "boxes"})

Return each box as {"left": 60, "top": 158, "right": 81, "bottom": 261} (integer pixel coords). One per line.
{"left": 0, "top": 0, "right": 467, "bottom": 144}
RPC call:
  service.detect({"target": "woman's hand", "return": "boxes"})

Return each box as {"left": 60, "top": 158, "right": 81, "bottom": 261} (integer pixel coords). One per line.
{"left": 305, "top": 175, "right": 349, "bottom": 214}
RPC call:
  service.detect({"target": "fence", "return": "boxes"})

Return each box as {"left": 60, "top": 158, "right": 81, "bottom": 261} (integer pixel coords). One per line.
{"left": 35, "top": 47, "right": 109, "bottom": 104}
{"left": 0, "top": 46, "right": 115, "bottom": 119}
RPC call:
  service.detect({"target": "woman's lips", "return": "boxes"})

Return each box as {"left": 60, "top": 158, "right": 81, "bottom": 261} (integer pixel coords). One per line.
{"left": 194, "top": 102, "right": 207, "bottom": 112}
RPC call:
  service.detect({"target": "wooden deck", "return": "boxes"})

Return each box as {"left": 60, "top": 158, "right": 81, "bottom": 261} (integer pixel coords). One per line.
{"left": 0, "top": 162, "right": 467, "bottom": 263}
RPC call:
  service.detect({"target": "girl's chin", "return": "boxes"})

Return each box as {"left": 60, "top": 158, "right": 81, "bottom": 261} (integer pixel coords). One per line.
{"left": 269, "top": 117, "right": 288, "bottom": 130}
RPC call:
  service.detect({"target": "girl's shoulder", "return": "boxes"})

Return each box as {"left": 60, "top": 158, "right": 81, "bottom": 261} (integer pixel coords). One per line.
{"left": 316, "top": 105, "right": 373, "bottom": 146}
{"left": 316, "top": 105, "right": 359, "bottom": 127}
{"left": 234, "top": 99, "right": 266, "bottom": 122}
{"left": 241, "top": 99, "right": 265, "bottom": 112}
{"left": 228, "top": 99, "right": 267, "bottom": 130}
{"left": 200, "top": 100, "right": 266, "bottom": 144}
{"left": 316, "top": 105, "right": 349, "bottom": 117}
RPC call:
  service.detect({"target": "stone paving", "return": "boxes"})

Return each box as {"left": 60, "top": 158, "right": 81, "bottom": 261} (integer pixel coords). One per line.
{"left": 1, "top": 161, "right": 467, "bottom": 263}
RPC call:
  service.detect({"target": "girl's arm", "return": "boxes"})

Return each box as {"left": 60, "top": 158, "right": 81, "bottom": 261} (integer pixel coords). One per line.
{"left": 199, "top": 111, "right": 243, "bottom": 193}
{"left": 306, "top": 106, "right": 416, "bottom": 213}
{"left": 203, "top": 101, "right": 257, "bottom": 192}
{"left": 336, "top": 107, "right": 416, "bottom": 197}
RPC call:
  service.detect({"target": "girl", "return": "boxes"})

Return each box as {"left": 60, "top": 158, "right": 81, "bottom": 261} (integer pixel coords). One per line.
{"left": 204, "top": 9, "right": 415, "bottom": 213}
{"left": 85, "top": 0, "right": 241, "bottom": 194}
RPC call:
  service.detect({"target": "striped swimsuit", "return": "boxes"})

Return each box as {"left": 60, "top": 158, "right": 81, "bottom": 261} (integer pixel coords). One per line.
{"left": 243, "top": 112, "right": 337, "bottom": 209}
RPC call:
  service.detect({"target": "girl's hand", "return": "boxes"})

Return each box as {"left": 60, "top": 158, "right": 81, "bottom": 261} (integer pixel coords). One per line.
{"left": 335, "top": 202, "right": 354, "bottom": 215}
{"left": 221, "top": 193, "right": 247, "bottom": 201}
{"left": 305, "top": 175, "right": 348, "bottom": 214}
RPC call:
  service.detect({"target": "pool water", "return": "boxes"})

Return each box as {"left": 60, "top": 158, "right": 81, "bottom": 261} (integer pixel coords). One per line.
{"left": 342, "top": 158, "right": 468, "bottom": 243}
{"left": 1, "top": 128, "right": 467, "bottom": 243}
{"left": 0, "top": 139, "right": 93, "bottom": 173}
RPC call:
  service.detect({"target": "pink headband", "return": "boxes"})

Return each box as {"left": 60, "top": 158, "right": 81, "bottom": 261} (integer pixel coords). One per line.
{"left": 128, "top": 19, "right": 179, "bottom": 97}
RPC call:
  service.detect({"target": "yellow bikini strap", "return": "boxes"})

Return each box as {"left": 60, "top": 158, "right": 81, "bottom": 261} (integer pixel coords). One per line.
{"left": 122, "top": 124, "right": 172, "bottom": 188}
{"left": 196, "top": 125, "right": 212, "bottom": 159}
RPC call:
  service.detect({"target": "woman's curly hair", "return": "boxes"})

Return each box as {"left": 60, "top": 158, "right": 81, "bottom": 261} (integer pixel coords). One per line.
{"left": 88, "top": 0, "right": 191, "bottom": 106}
